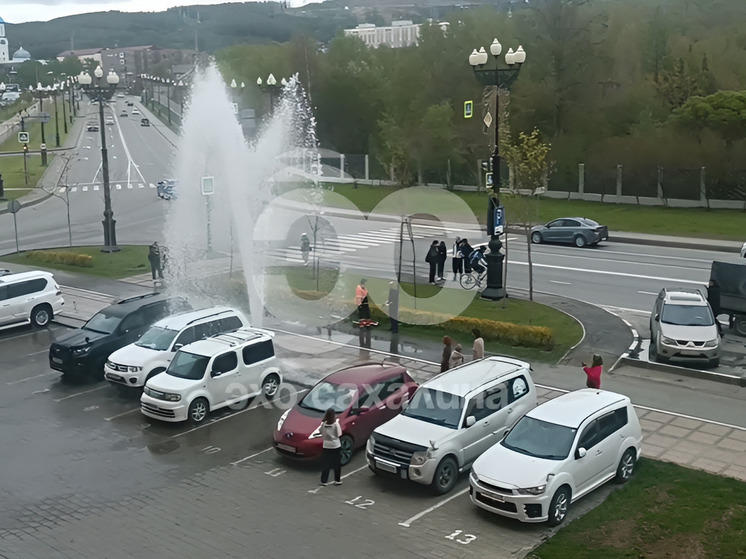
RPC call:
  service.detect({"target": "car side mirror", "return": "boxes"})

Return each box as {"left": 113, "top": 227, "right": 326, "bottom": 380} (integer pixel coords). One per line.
{"left": 575, "top": 447, "right": 587, "bottom": 459}
{"left": 173, "top": 343, "right": 183, "bottom": 351}
{"left": 465, "top": 415, "right": 476, "bottom": 428}
{"left": 211, "top": 370, "right": 222, "bottom": 378}
{"left": 654, "top": 314, "right": 660, "bottom": 322}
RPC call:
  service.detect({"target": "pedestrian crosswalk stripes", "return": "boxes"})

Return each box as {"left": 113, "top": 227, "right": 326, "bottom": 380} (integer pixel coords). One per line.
{"left": 55, "top": 183, "right": 153, "bottom": 194}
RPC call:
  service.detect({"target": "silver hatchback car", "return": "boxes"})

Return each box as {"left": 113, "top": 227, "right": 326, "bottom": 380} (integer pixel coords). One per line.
{"left": 649, "top": 287, "right": 721, "bottom": 367}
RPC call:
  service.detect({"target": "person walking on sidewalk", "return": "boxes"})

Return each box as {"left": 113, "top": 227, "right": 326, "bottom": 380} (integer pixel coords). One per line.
{"left": 472, "top": 328, "right": 484, "bottom": 361}
{"left": 441, "top": 336, "right": 453, "bottom": 372}
{"left": 449, "top": 343, "right": 465, "bottom": 369}
{"left": 437, "top": 240, "right": 447, "bottom": 281}
{"left": 300, "top": 233, "right": 311, "bottom": 266}
{"left": 425, "top": 241, "right": 439, "bottom": 284}
{"left": 451, "top": 236, "right": 463, "bottom": 281}
{"left": 582, "top": 354, "right": 603, "bottom": 389}
{"left": 148, "top": 242, "right": 163, "bottom": 281}
{"left": 319, "top": 408, "right": 343, "bottom": 486}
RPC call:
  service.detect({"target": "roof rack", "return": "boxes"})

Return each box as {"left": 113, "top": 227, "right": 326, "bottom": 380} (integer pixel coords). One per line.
{"left": 117, "top": 292, "right": 163, "bottom": 305}
{"left": 184, "top": 308, "right": 232, "bottom": 327}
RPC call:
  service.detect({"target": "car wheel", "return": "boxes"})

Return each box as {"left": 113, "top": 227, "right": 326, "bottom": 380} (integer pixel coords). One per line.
{"left": 734, "top": 316, "right": 746, "bottom": 336}
{"left": 547, "top": 486, "right": 571, "bottom": 526}
{"left": 431, "top": 457, "right": 458, "bottom": 495}
{"left": 262, "top": 374, "right": 280, "bottom": 400}
{"left": 531, "top": 232, "right": 542, "bottom": 244}
{"left": 188, "top": 397, "right": 209, "bottom": 425}
{"left": 573, "top": 235, "right": 587, "bottom": 248}
{"left": 30, "top": 304, "right": 52, "bottom": 327}
{"left": 615, "top": 448, "right": 637, "bottom": 483}
{"left": 340, "top": 435, "right": 354, "bottom": 466}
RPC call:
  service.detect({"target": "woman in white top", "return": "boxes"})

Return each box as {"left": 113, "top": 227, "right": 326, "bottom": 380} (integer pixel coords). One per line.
{"left": 451, "top": 236, "right": 463, "bottom": 281}
{"left": 320, "top": 408, "right": 343, "bottom": 486}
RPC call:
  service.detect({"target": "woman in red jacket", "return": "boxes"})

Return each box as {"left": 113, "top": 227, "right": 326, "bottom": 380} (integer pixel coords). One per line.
{"left": 582, "top": 354, "right": 603, "bottom": 389}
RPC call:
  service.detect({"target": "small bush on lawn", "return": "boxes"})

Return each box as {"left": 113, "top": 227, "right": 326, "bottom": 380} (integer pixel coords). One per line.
{"left": 25, "top": 250, "right": 94, "bottom": 268}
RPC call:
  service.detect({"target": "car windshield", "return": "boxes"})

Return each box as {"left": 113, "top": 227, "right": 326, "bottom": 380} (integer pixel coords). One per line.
{"left": 402, "top": 387, "right": 464, "bottom": 429}
{"left": 83, "top": 311, "right": 121, "bottom": 334}
{"left": 661, "top": 304, "right": 714, "bottom": 326}
{"left": 166, "top": 351, "right": 209, "bottom": 380}
{"left": 299, "top": 381, "right": 357, "bottom": 413}
{"left": 136, "top": 326, "right": 178, "bottom": 351}
{"left": 502, "top": 416, "right": 577, "bottom": 460}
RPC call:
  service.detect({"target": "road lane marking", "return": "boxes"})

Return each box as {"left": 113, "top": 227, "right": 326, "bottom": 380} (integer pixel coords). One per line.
{"left": 510, "top": 260, "right": 704, "bottom": 285}
{"left": 398, "top": 487, "right": 469, "bottom": 528}
{"left": 105, "top": 408, "right": 140, "bottom": 421}
{"left": 28, "top": 349, "right": 51, "bottom": 356}
{"left": 7, "top": 371, "right": 56, "bottom": 385}
{"left": 308, "top": 464, "right": 370, "bottom": 494}
{"left": 638, "top": 290, "right": 658, "bottom": 296}
{"left": 232, "top": 447, "right": 273, "bottom": 466}
{"left": 549, "top": 280, "right": 571, "bottom": 285}
{"left": 53, "top": 385, "right": 108, "bottom": 402}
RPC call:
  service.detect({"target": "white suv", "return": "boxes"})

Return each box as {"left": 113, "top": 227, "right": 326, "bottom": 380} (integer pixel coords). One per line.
{"left": 0, "top": 270, "right": 64, "bottom": 330}
{"left": 141, "top": 328, "right": 281, "bottom": 424}
{"left": 367, "top": 357, "right": 536, "bottom": 494}
{"left": 105, "top": 307, "right": 248, "bottom": 389}
{"left": 470, "top": 389, "right": 642, "bottom": 526}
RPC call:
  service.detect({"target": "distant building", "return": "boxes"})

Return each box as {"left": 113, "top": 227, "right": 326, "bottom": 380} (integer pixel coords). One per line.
{"left": 344, "top": 20, "right": 421, "bottom": 49}
{"left": 56, "top": 47, "right": 103, "bottom": 66}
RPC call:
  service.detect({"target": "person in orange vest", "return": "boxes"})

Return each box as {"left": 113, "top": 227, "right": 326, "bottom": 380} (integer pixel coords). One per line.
{"left": 355, "top": 278, "right": 369, "bottom": 319}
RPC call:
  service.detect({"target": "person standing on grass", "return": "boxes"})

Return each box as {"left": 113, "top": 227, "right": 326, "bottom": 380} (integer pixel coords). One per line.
{"left": 582, "top": 354, "right": 603, "bottom": 389}
{"left": 441, "top": 336, "right": 453, "bottom": 372}
{"left": 472, "top": 328, "right": 484, "bottom": 361}
{"left": 319, "top": 408, "right": 343, "bottom": 486}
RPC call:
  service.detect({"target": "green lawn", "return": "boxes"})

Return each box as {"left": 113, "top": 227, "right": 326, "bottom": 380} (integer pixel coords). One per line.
{"left": 0, "top": 246, "right": 151, "bottom": 279}
{"left": 323, "top": 184, "right": 745, "bottom": 241}
{"left": 529, "top": 459, "right": 746, "bottom": 559}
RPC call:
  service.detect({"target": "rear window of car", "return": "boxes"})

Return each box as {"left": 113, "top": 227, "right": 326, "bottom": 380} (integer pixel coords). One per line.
{"left": 578, "top": 218, "right": 600, "bottom": 227}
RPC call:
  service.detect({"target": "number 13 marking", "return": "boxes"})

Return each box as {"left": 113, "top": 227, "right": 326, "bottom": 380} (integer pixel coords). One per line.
{"left": 446, "top": 529, "right": 476, "bottom": 545}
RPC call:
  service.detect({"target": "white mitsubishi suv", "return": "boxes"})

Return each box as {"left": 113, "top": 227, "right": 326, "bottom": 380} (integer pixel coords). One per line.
{"left": 105, "top": 307, "right": 248, "bottom": 389}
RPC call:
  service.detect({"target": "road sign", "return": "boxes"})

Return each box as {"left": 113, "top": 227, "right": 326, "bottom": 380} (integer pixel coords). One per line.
{"left": 464, "top": 100, "right": 473, "bottom": 119}
{"left": 7, "top": 200, "right": 21, "bottom": 214}
{"left": 18, "top": 131, "right": 29, "bottom": 143}
{"left": 201, "top": 176, "right": 215, "bottom": 196}
{"left": 493, "top": 204, "right": 505, "bottom": 236}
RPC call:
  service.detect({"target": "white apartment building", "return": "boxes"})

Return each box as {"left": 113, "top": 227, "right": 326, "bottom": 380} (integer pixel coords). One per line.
{"left": 345, "top": 20, "right": 421, "bottom": 49}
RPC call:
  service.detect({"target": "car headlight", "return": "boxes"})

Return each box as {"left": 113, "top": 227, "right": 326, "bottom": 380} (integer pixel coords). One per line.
{"left": 704, "top": 338, "right": 718, "bottom": 347}
{"left": 127, "top": 366, "right": 143, "bottom": 373}
{"left": 143, "top": 386, "right": 152, "bottom": 397}
{"left": 661, "top": 336, "right": 675, "bottom": 345}
{"left": 71, "top": 346, "right": 91, "bottom": 356}
{"left": 469, "top": 470, "right": 479, "bottom": 484}
{"left": 277, "top": 410, "right": 290, "bottom": 431}
{"left": 517, "top": 484, "right": 546, "bottom": 495}
{"left": 410, "top": 450, "right": 431, "bottom": 466}
{"left": 163, "top": 393, "right": 181, "bottom": 402}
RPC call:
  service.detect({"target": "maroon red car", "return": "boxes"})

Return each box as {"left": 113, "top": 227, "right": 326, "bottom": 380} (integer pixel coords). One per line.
{"left": 273, "top": 362, "right": 418, "bottom": 465}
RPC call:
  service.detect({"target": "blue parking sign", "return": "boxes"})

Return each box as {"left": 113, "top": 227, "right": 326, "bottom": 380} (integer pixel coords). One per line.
{"left": 493, "top": 205, "right": 505, "bottom": 236}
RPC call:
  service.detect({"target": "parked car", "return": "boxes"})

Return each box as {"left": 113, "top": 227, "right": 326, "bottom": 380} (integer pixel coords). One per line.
{"left": 157, "top": 179, "right": 177, "bottom": 200}
{"left": 131, "top": 108, "right": 140, "bottom": 115}
{"left": 531, "top": 217, "right": 609, "bottom": 248}
{"left": 649, "top": 287, "right": 720, "bottom": 367}
{"left": 0, "top": 270, "right": 64, "bottom": 330}
{"left": 141, "top": 328, "right": 281, "bottom": 424}
{"left": 469, "top": 389, "right": 642, "bottom": 526}
{"left": 126, "top": 101, "right": 134, "bottom": 107}
{"left": 140, "top": 118, "right": 150, "bottom": 127}
{"left": 105, "top": 118, "right": 115, "bottom": 126}
{"left": 49, "top": 293, "right": 188, "bottom": 379}
{"left": 367, "top": 357, "right": 536, "bottom": 494}
{"left": 86, "top": 121, "right": 99, "bottom": 132}
{"left": 105, "top": 307, "right": 249, "bottom": 389}
{"left": 274, "top": 362, "right": 418, "bottom": 465}
{"left": 120, "top": 111, "right": 128, "bottom": 117}
{"left": 711, "top": 260, "right": 746, "bottom": 336}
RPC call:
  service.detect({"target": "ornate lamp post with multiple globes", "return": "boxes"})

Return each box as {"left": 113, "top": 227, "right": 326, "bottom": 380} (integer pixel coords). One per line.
{"left": 468, "top": 39, "right": 526, "bottom": 300}
{"left": 78, "top": 66, "right": 121, "bottom": 252}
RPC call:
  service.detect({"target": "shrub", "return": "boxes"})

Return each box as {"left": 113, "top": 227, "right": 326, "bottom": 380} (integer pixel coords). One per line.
{"left": 25, "top": 250, "right": 94, "bottom": 268}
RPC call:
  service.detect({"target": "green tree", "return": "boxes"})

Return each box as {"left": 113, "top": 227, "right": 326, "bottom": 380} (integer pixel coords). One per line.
{"left": 673, "top": 90, "right": 746, "bottom": 149}
{"left": 656, "top": 58, "right": 703, "bottom": 110}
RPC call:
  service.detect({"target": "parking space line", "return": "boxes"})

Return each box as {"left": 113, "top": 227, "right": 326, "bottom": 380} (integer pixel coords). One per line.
{"left": 53, "top": 385, "right": 108, "bottom": 402}
{"left": 398, "top": 487, "right": 469, "bottom": 528}
{"left": 7, "top": 371, "right": 56, "bottom": 385}
{"left": 28, "top": 349, "right": 51, "bottom": 356}
{"left": 231, "top": 447, "right": 272, "bottom": 466}
{"left": 104, "top": 408, "right": 140, "bottom": 421}
{"left": 172, "top": 388, "right": 307, "bottom": 439}
{"left": 307, "top": 464, "right": 370, "bottom": 494}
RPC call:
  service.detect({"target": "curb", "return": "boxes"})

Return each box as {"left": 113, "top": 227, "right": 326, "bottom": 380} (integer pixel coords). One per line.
{"left": 617, "top": 355, "right": 745, "bottom": 387}
{"left": 0, "top": 191, "right": 54, "bottom": 215}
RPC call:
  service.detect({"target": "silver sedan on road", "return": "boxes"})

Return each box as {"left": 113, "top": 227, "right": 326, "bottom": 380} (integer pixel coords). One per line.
{"left": 531, "top": 217, "right": 609, "bottom": 248}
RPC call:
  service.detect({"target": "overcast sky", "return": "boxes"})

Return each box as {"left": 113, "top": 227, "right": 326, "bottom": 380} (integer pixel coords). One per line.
{"left": 1, "top": 1, "right": 258, "bottom": 24}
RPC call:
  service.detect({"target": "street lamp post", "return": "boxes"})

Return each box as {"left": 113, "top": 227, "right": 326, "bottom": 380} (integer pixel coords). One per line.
{"left": 256, "top": 74, "right": 282, "bottom": 116}
{"left": 60, "top": 82, "right": 68, "bottom": 135}
{"left": 469, "top": 39, "right": 526, "bottom": 300}
{"left": 78, "top": 66, "right": 121, "bottom": 253}
{"left": 35, "top": 83, "right": 47, "bottom": 146}
{"left": 51, "top": 84, "right": 61, "bottom": 147}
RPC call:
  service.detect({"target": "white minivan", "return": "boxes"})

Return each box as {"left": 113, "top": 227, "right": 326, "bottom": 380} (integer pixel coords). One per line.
{"left": 367, "top": 357, "right": 537, "bottom": 494}
{"left": 105, "top": 307, "right": 248, "bottom": 389}
{"left": 141, "top": 328, "right": 281, "bottom": 424}
{"left": 0, "top": 270, "right": 65, "bottom": 330}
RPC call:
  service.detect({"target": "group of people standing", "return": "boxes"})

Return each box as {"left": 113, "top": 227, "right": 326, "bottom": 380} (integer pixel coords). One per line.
{"left": 440, "top": 328, "right": 485, "bottom": 372}
{"left": 426, "top": 237, "right": 480, "bottom": 284}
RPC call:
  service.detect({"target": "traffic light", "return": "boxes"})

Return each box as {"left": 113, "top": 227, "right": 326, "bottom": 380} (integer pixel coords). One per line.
{"left": 23, "top": 143, "right": 28, "bottom": 154}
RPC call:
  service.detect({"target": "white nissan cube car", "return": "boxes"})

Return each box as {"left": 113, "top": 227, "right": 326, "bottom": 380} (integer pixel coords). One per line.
{"left": 469, "top": 389, "right": 642, "bottom": 526}
{"left": 141, "top": 328, "right": 281, "bottom": 424}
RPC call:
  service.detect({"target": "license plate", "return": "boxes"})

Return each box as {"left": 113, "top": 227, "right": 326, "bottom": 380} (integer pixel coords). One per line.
{"left": 276, "top": 443, "right": 295, "bottom": 453}
{"left": 51, "top": 357, "right": 63, "bottom": 364}
{"left": 375, "top": 459, "right": 398, "bottom": 474}
{"left": 106, "top": 373, "right": 123, "bottom": 382}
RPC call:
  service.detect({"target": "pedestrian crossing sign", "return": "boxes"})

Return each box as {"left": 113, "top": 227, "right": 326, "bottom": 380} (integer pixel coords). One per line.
{"left": 18, "top": 132, "right": 29, "bottom": 143}
{"left": 464, "top": 100, "right": 474, "bottom": 119}
{"left": 201, "top": 176, "right": 215, "bottom": 196}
